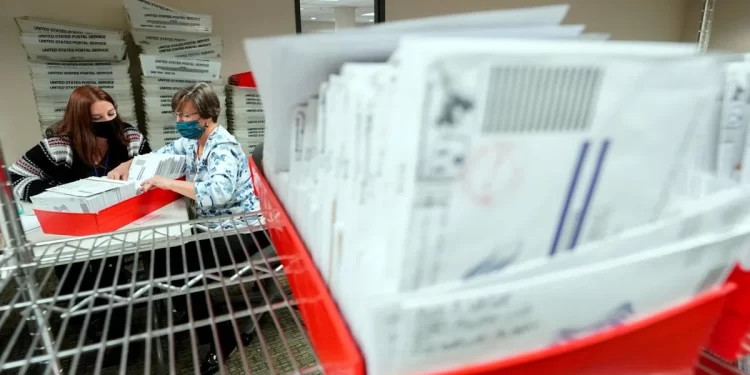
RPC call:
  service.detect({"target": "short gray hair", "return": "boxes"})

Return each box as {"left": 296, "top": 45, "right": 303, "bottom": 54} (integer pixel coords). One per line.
{"left": 172, "top": 82, "right": 221, "bottom": 122}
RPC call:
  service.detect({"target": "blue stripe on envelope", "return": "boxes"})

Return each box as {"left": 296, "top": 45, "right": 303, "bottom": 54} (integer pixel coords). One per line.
{"left": 568, "top": 139, "right": 611, "bottom": 250}
{"left": 549, "top": 141, "right": 590, "bottom": 256}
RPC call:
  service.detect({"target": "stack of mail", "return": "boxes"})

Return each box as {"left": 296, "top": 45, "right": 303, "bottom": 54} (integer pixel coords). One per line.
{"left": 15, "top": 17, "right": 137, "bottom": 134}
{"left": 31, "top": 178, "right": 137, "bottom": 214}
{"left": 245, "top": 5, "right": 750, "bottom": 375}
{"left": 124, "top": 0, "right": 226, "bottom": 149}
{"left": 710, "top": 56, "right": 750, "bottom": 184}
{"left": 226, "top": 85, "right": 264, "bottom": 151}
{"left": 127, "top": 153, "right": 187, "bottom": 185}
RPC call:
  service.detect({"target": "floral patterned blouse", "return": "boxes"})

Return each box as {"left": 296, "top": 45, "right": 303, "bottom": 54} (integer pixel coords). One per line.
{"left": 154, "top": 126, "right": 259, "bottom": 228}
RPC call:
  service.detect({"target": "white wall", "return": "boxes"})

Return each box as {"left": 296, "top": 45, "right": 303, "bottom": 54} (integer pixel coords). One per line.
{"left": 0, "top": 0, "right": 295, "bottom": 164}
{"left": 387, "top": 0, "right": 691, "bottom": 42}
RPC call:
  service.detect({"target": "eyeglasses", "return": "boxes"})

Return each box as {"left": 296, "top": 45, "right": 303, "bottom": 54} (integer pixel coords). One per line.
{"left": 173, "top": 112, "right": 199, "bottom": 120}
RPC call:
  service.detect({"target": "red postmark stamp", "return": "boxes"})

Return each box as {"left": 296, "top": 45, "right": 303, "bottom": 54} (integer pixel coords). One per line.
{"left": 460, "top": 142, "right": 522, "bottom": 207}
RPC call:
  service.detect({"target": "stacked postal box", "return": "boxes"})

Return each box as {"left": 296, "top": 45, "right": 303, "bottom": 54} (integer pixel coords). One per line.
{"left": 15, "top": 17, "right": 137, "bottom": 134}
{"left": 226, "top": 85, "right": 265, "bottom": 152}
{"left": 124, "top": 0, "right": 226, "bottom": 149}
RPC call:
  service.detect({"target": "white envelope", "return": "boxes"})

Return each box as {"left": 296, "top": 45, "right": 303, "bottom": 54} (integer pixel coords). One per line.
{"left": 382, "top": 37, "right": 721, "bottom": 293}
{"left": 364, "top": 223, "right": 750, "bottom": 375}
{"left": 418, "top": 183, "right": 750, "bottom": 295}
{"left": 244, "top": 5, "right": 574, "bottom": 174}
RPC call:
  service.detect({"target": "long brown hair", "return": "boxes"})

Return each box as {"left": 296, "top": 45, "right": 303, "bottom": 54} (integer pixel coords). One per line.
{"left": 54, "top": 85, "right": 129, "bottom": 167}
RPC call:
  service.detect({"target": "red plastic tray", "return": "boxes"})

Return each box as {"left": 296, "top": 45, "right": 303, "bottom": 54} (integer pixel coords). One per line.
{"left": 250, "top": 159, "right": 735, "bottom": 375}
{"left": 251, "top": 159, "right": 365, "bottom": 375}
{"left": 228, "top": 71, "right": 257, "bottom": 88}
{"left": 705, "top": 265, "right": 750, "bottom": 362}
{"left": 34, "top": 185, "right": 182, "bottom": 236}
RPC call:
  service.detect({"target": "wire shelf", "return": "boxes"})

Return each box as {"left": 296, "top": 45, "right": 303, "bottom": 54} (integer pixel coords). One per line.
{"left": 0, "top": 213, "right": 322, "bottom": 375}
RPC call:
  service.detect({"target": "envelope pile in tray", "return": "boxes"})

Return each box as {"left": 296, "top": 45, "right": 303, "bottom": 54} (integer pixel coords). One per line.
{"left": 31, "top": 178, "right": 138, "bottom": 214}
{"left": 711, "top": 56, "right": 750, "bottom": 184}
{"left": 226, "top": 85, "right": 265, "bottom": 151}
{"left": 15, "top": 17, "right": 136, "bottom": 134}
{"left": 124, "top": 0, "right": 226, "bottom": 149}
{"left": 246, "top": 5, "right": 750, "bottom": 375}
{"left": 30, "top": 154, "right": 186, "bottom": 214}
{"left": 127, "top": 153, "right": 187, "bottom": 186}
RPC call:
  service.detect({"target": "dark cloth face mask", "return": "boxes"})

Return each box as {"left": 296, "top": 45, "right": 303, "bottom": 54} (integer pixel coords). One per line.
{"left": 92, "top": 119, "right": 118, "bottom": 140}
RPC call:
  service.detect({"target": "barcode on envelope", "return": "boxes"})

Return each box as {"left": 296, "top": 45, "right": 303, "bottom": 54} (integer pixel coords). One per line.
{"left": 482, "top": 65, "right": 602, "bottom": 133}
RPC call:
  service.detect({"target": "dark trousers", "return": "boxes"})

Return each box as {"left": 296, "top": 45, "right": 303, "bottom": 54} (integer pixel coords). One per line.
{"left": 54, "top": 257, "right": 131, "bottom": 340}
{"left": 251, "top": 142, "right": 264, "bottom": 177}
{"left": 151, "top": 231, "right": 271, "bottom": 355}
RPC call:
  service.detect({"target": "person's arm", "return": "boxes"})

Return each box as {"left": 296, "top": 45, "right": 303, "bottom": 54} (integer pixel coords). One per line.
{"left": 166, "top": 180, "right": 197, "bottom": 200}
{"left": 140, "top": 144, "right": 241, "bottom": 205}
{"left": 8, "top": 141, "right": 63, "bottom": 202}
{"left": 193, "top": 144, "right": 241, "bottom": 208}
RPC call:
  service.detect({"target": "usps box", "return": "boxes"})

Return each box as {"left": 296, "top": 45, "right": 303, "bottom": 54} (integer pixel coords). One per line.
{"left": 230, "top": 106, "right": 264, "bottom": 117}
{"left": 139, "top": 54, "right": 221, "bottom": 80}
{"left": 15, "top": 16, "right": 123, "bottom": 37}
{"left": 141, "top": 36, "right": 222, "bottom": 54}
{"left": 125, "top": 6, "right": 212, "bottom": 34}
{"left": 131, "top": 30, "right": 203, "bottom": 46}
{"left": 27, "top": 60, "right": 131, "bottom": 78}
{"left": 147, "top": 134, "right": 181, "bottom": 149}
{"left": 34, "top": 181, "right": 183, "bottom": 236}
{"left": 22, "top": 42, "right": 126, "bottom": 61}
{"left": 124, "top": 0, "right": 180, "bottom": 14}
{"left": 234, "top": 125, "right": 265, "bottom": 139}
{"left": 141, "top": 76, "right": 223, "bottom": 86}
{"left": 21, "top": 32, "right": 124, "bottom": 44}
{"left": 142, "top": 82, "right": 224, "bottom": 95}
{"left": 34, "top": 76, "right": 133, "bottom": 89}
{"left": 141, "top": 41, "right": 223, "bottom": 60}
{"left": 32, "top": 77, "right": 133, "bottom": 92}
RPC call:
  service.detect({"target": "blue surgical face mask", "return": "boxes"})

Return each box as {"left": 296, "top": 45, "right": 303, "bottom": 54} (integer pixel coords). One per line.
{"left": 176, "top": 120, "right": 205, "bottom": 139}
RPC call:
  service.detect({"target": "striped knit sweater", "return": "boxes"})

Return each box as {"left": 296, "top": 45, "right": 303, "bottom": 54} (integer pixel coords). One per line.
{"left": 9, "top": 125, "right": 150, "bottom": 202}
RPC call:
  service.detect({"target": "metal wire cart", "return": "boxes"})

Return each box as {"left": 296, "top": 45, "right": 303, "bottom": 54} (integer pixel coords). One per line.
{"left": 0, "top": 149, "right": 321, "bottom": 374}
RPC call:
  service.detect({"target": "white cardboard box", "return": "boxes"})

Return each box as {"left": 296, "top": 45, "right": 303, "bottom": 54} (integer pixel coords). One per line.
{"left": 15, "top": 16, "right": 123, "bottom": 36}
{"left": 131, "top": 30, "right": 203, "bottom": 46}
{"left": 125, "top": 6, "right": 212, "bottom": 34}
{"left": 22, "top": 42, "right": 126, "bottom": 61}
{"left": 139, "top": 54, "right": 221, "bottom": 80}
{"left": 27, "top": 60, "right": 130, "bottom": 77}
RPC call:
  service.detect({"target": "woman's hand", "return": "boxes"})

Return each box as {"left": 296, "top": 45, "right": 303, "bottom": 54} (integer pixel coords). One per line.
{"left": 141, "top": 176, "right": 173, "bottom": 193}
{"left": 107, "top": 161, "right": 132, "bottom": 180}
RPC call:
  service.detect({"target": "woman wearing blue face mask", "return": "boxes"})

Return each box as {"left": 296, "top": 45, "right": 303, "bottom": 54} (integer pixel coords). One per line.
{"left": 108, "top": 82, "right": 258, "bottom": 215}
{"left": 108, "top": 82, "right": 264, "bottom": 374}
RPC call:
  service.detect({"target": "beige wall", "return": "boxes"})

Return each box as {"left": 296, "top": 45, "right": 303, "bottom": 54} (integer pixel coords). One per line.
{"left": 681, "top": 0, "right": 750, "bottom": 52}
{"left": 0, "top": 0, "right": 295, "bottom": 164}
{"left": 680, "top": 0, "right": 702, "bottom": 44}
{"left": 387, "top": 0, "right": 690, "bottom": 42}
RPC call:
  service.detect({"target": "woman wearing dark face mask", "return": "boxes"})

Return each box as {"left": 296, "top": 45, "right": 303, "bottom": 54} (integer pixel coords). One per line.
{"left": 8, "top": 85, "right": 150, "bottom": 352}
{"left": 10, "top": 85, "right": 150, "bottom": 195}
